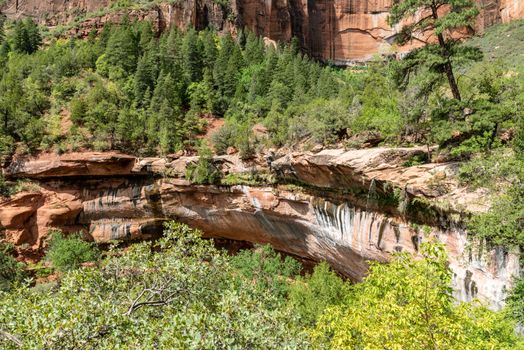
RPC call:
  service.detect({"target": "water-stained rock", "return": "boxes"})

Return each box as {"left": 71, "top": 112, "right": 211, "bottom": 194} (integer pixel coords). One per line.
{"left": 0, "top": 149, "right": 518, "bottom": 308}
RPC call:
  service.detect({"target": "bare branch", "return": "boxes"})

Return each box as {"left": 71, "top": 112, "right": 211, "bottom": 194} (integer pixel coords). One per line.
{"left": 125, "top": 277, "right": 182, "bottom": 316}
{"left": 0, "top": 329, "right": 23, "bottom": 348}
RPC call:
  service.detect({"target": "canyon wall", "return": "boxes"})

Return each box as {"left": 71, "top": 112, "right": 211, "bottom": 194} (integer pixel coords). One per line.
{"left": 2, "top": 0, "right": 524, "bottom": 62}
{"left": 0, "top": 148, "right": 518, "bottom": 309}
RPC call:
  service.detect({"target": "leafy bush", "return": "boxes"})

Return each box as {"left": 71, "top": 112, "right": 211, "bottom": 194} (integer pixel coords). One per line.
{"left": 230, "top": 244, "right": 301, "bottom": 300}
{"left": 460, "top": 150, "right": 524, "bottom": 247}
{"left": 313, "top": 242, "right": 523, "bottom": 349}
{"left": 0, "top": 243, "right": 26, "bottom": 291}
{"left": 288, "top": 261, "right": 349, "bottom": 326}
{"left": 0, "top": 222, "right": 309, "bottom": 349}
{"left": 506, "top": 276, "right": 524, "bottom": 323}
{"left": 0, "top": 224, "right": 521, "bottom": 349}
{"left": 0, "top": 173, "right": 11, "bottom": 197}
{"left": 45, "top": 231, "right": 99, "bottom": 272}
{"left": 514, "top": 114, "right": 524, "bottom": 159}
{"left": 185, "top": 142, "right": 222, "bottom": 185}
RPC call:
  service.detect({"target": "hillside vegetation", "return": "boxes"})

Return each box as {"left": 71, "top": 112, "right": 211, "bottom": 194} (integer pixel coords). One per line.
{"left": 2, "top": 4, "right": 524, "bottom": 349}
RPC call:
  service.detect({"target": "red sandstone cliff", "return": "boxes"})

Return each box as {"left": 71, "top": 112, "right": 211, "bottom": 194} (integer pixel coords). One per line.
{"left": 2, "top": 0, "right": 523, "bottom": 62}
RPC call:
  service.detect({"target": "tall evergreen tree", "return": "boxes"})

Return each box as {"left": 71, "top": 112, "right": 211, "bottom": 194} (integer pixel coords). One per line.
{"left": 201, "top": 29, "right": 218, "bottom": 69}
{"left": 12, "top": 19, "right": 41, "bottom": 54}
{"left": 388, "top": 0, "right": 481, "bottom": 100}
{"left": 134, "top": 42, "right": 159, "bottom": 105}
{"left": 104, "top": 24, "right": 139, "bottom": 75}
{"left": 181, "top": 28, "right": 203, "bottom": 84}
{"left": 25, "top": 18, "right": 41, "bottom": 54}
{"left": 244, "top": 31, "right": 265, "bottom": 65}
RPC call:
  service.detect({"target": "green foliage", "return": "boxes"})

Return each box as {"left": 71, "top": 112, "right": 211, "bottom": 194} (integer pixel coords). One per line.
{"left": 288, "top": 262, "right": 349, "bottom": 326}
{"left": 350, "top": 61, "right": 401, "bottom": 139}
{"left": 514, "top": 113, "right": 524, "bottom": 158}
{"left": 313, "top": 242, "right": 523, "bottom": 349}
{"left": 506, "top": 276, "right": 524, "bottom": 323}
{"left": 186, "top": 141, "right": 222, "bottom": 185}
{"left": 0, "top": 243, "right": 26, "bottom": 292}
{"left": 11, "top": 19, "right": 41, "bottom": 54}
{"left": 0, "top": 222, "right": 309, "bottom": 349}
{"left": 230, "top": 244, "right": 301, "bottom": 300}
{"left": 0, "top": 21, "right": 390, "bottom": 156}
{"left": 1, "top": 225, "right": 521, "bottom": 348}
{"left": 466, "top": 19, "right": 524, "bottom": 74}
{"left": 388, "top": 0, "right": 481, "bottom": 101}
{"left": 45, "top": 231, "right": 99, "bottom": 272}
{"left": 460, "top": 150, "right": 524, "bottom": 247}
{"left": 0, "top": 173, "right": 10, "bottom": 197}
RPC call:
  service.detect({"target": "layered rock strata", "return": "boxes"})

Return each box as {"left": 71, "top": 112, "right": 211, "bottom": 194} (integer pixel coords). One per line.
{"left": 2, "top": 0, "right": 524, "bottom": 62}
{"left": 0, "top": 148, "right": 517, "bottom": 309}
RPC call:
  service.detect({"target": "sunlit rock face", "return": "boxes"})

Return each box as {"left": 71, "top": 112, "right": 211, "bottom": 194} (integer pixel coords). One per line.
{"left": 0, "top": 150, "right": 519, "bottom": 309}
{"left": 2, "top": 0, "right": 524, "bottom": 62}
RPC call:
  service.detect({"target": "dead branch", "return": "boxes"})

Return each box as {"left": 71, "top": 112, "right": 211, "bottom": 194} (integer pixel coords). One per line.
{"left": 0, "top": 329, "right": 23, "bottom": 348}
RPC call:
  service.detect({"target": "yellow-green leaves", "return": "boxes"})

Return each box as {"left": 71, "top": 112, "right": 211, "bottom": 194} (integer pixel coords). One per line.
{"left": 312, "top": 242, "right": 524, "bottom": 349}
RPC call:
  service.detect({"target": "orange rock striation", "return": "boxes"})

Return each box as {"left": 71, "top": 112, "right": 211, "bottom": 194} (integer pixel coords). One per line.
{"left": 2, "top": 0, "right": 524, "bottom": 62}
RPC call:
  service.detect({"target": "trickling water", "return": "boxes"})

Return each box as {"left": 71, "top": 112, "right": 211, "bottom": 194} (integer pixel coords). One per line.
{"left": 366, "top": 178, "right": 377, "bottom": 209}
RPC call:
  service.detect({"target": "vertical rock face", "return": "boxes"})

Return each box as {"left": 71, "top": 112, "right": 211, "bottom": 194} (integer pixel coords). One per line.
{"left": 2, "top": 0, "right": 524, "bottom": 62}
{"left": 234, "top": 0, "right": 524, "bottom": 62}
{"left": 235, "top": 0, "right": 397, "bottom": 63}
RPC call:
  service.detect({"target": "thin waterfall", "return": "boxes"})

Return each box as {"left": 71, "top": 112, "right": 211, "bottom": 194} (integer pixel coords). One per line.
{"left": 366, "top": 178, "right": 377, "bottom": 210}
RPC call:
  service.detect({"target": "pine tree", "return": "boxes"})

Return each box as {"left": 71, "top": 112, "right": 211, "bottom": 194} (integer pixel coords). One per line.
{"left": 104, "top": 24, "right": 139, "bottom": 75}
{"left": 181, "top": 28, "right": 203, "bottom": 83}
{"left": 160, "top": 28, "right": 184, "bottom": 83}
{"left": 12, "top": 20, "right": 30, "bottom": 54}
{"left": 12, "top": 19, "right": 41, "bottom": 54}
{"left": 24, "top": 18, "right": 41, "bottom": 54}
{"left": 134, "top": 42, "right": 159, "bottom": 105}
{"left": 137, "top": 21, "right": 154, "bottom": 54}
{"left": 201, "top": 29, "right": 217, "bottom": 69}
{"left": 388, "top": 0, "right": 482, "bottom": 100}
{"left": 244, "top": 31, "right": 265, "bottom": 65}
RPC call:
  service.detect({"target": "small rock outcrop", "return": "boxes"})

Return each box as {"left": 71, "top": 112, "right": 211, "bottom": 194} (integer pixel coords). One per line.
{"left": 0, "top": 148, "right": 517, "bottom": 309}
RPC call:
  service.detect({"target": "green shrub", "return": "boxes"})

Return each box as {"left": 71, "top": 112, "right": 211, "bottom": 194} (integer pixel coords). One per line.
{"left": 45, "top": 231, "right": 99, "bottom": 272}
{"left": 230, "top": 245, "right": 301, "bottom": 301}
{"left": 186, "top": 142, "right": 222, "bottom": 185}
{"left": 460, "top": 150, "right": 524, "bottom": 248}
{"left": 506, "top": 276, "right": 524, "bottom": 323}
{"left": 0, "top": 222, "right": 310, "bottom": 348}
{"left": 514, "top": 114, "right": 524, "bottom": 159}
{"left": 288, "top": 261, "right": 349, "bottom": 326}
{"left": 0, "top": 243, "right": 26, "bottom": 291}
{"left": 0, "top": 173, "right": 11, "bottom": 197}
{"left": 211, "top": 123, "right": 236, "bottom": 155}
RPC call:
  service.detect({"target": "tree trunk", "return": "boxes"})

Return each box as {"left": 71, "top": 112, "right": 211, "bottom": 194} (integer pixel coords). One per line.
{"left": 437, "top": 33, "right": 461, "bottom": 101}
{"left": 432, "top": 6, "right": 462, "bottom": 101}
